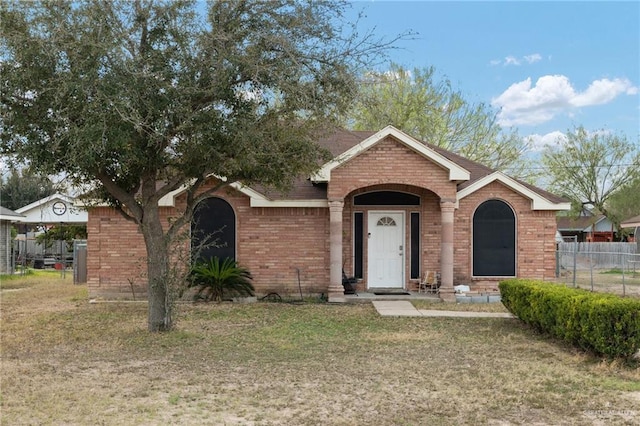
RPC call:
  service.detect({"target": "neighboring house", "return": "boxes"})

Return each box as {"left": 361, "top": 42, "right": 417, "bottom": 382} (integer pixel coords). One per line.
{"left": 621, "top": 215, "right": 640, "bottom": 249}
{"left": 557, "top": 213, "right": 616, "bottom": 242}
{"left": 14, "top": 193, "right": 88, "bottom": 266}
{"left": 15, "top": 193, "right": 87, "bottom": 229}
{"left": 0, "top": 206, "right": 25, "bottom": 273}
{"left": 86, "top": 126, "right": 570, "bottom": 301}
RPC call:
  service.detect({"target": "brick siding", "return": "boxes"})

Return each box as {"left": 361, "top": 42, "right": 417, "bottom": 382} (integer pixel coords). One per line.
{"left": 87, "top": 136, "right": 560, "bottom": 299}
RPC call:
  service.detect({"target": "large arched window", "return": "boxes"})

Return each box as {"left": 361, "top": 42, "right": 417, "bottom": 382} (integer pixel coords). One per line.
{"left": 191, "top": 197, "right": 236, "bottom": 264}
{"left": 473, "top": 200, "right": 515, "bottom": 276}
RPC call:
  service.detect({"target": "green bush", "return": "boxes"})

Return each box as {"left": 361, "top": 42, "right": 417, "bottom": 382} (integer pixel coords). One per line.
{"left": 499, "top": 279, "right": 640, "bottom": 359}
{"left": 189, "top": 257, "right": 254, "bottom": 302}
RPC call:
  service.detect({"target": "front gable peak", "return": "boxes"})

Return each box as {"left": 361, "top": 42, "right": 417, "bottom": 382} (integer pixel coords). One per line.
{"left": 311, "top": 126, "right": 470, "bottom": 183}
{"left": 456, "top": 171, "right": 571, "bottom": 211}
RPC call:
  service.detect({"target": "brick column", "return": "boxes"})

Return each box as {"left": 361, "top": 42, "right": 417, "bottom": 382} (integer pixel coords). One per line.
{"left": 328, "top": 199, "right": 346, "bottom": 302}
{"left": 439, "top": 200, "right": 456, "bottom": 302}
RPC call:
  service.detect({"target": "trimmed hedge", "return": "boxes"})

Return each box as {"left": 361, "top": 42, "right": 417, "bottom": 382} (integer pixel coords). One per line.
{"left": 499, "top": 279, "right": 640, "bottom": 359}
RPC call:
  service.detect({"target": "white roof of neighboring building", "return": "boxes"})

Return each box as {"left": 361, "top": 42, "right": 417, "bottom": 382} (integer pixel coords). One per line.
{"left": 15, "top": 193, "right": 87, "bottom": 224}
{"left": 0, "top": 206, "right": 25, "bottom": 222}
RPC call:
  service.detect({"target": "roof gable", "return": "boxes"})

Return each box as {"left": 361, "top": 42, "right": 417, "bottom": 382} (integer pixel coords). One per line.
{"left": 312, "top": 126, "right": 470, "bottom": 183}
{"left": 457, "top": 172, "right": 571, "bottom": 211}
{"left": 15, "top": 193, "right": 75, "bottom": 214}
{"left": 15, "top": 193, "right": 88, "bottom": 223}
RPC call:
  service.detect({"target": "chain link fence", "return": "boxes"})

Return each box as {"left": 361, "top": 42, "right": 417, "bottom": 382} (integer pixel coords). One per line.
{"left": 10, "top": 237, "right": 87, "bottom": 283}
{"left": 554, "top": 240, "right": 640, "bottom": 297}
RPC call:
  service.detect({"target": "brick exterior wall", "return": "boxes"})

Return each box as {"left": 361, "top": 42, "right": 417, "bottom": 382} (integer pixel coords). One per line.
{"left": 87, "top": 135, "right": 561, "bottom": 299}
{"left": 455, "top": 181, "right": 559, "bottom": 290}
{"left": 328, "top": 137, "right": 458, "bottom": 201}
{"left": 87, "top": 184, "right": 330, "bottom": 299}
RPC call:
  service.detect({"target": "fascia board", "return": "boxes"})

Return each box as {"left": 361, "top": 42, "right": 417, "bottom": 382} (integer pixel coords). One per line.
{"left": 457, "top": 172, "right": 571, "bottom": 211}
{"left": 249, "top": 199, "right": 328, "bottom": 208}
{"left": 158, "top": 179, "right": 270, "bottom": 207}
{"left": 0, "top": 214, "right": 25, "bottom": 222}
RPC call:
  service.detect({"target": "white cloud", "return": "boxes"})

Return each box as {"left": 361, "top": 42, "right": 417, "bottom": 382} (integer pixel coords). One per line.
{"left": 492, "top": 75, "right": 639, "bottom": 126}
{"left": 490, "top": 53, "right": 542, "bottom": 66}
{"left": 525, "top": 131, "right": 567, "bottom": 152}
{"left": 504, "top": 56, "right": 520, "bottom": 66}
{"left": 524, "top": 53, "right": 542, "bottom": 64}
{"left": 572, "top": 78, "right": 638, "bottom": 106}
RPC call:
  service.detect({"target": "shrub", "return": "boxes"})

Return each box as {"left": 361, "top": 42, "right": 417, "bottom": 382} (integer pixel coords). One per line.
{"left": 499, "top": 279, "right": 640, "bottom": 359}
{"left": 189, "top": 257, "right": 254, "bottom": 302}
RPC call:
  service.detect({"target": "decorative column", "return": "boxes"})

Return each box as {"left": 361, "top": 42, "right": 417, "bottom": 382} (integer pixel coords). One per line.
{"left": 328, "top": 199, "right": 346, "bottom": 302}
{"left": 439, "top": 200, "right": 456, "bottom": 302}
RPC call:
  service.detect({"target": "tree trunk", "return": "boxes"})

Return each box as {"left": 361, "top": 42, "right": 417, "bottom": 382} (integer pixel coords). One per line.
{"left": 140, "top": 203, "right": 172, "bottom": 332}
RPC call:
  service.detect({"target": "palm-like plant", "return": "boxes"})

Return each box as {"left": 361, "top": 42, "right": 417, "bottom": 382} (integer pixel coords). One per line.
{"left": 189, "top": 257, "right": 254, "bottom": 302}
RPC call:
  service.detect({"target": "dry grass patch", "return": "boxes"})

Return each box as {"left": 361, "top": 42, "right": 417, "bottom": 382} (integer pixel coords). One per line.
{"left": 1, "top": 276, "right": 639, "bottom": 425}
{"left": 553, "top": 270, "right": 640, "bottom": 298}
{"left": 412, "top": 299, "right": 510, "bottom": 312}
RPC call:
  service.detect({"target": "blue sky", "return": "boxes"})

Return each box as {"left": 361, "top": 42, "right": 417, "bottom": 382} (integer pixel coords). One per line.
{"left": 345, "top": 1, "right": 639, "bottom": 150}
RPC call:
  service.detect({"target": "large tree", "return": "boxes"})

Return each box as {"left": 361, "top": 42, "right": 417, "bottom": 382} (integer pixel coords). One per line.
{"left": 606, "top": 176, "right": 640, "bottom": 239}
{"left": 1, "top": 0, "right": 401, "bottom": 331}
{"left": 347, "top": 63, "right": 531, "bottom": 177}
{"left": 0, "top": 166, "right": 56, "bottom": 211}
{"left": 542, "top": 126, "right": 640, "bottom": 224}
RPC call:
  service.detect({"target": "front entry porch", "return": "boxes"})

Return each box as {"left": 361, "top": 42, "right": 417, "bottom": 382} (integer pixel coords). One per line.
{"left": 327, "top": 193, "right": 457, "bottom": 303}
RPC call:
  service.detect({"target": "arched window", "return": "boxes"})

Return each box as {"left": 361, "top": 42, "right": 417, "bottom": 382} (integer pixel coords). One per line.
{"left": 376, "top": 216, "right": 397, "bottom": 226}
{"left": 473, "top": 200, "right": 515, "bottom": 276}
{"left": 191, "top": 197, "right": 236, "bottom": 264}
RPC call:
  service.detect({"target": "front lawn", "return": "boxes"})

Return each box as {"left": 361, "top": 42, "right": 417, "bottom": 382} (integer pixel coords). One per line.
{"left": 1, "top": 277, "right": 638, "bottom": 425}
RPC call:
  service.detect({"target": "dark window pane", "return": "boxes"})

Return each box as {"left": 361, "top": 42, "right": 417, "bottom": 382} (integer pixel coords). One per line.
{"left": 354, "top": 212, "right": 363, "bottom": 279}
{"left": 191, "top": 197, "right": 236, "bottom": 263}
{"left": 473, "top": 200, "right": 515, "bottom": 276}
{"left": 410, "top": 212, "right": 420, "bottom": 279}
{"left": 354, "top": 191, "right": 420, "bottom": 206}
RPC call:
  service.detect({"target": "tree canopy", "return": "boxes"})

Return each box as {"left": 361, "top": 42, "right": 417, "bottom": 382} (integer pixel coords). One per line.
{"left": 541, "top": 126, "right": 640, "bottom": 227}
{"left": 1, "top": 0, "right": 402, "bottom": 331}
{"left": 347, "top": 63, "right": 532, "bottom": 177}
{"left": 0, "top": 166, "right": 56, "bottom": 211}
{"left": 606, "top": 176, "right": 640, "bottom": 238}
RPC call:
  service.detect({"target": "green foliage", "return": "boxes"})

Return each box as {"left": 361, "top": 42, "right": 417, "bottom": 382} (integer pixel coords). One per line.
{"left": 500, "top": 279, "right": 640, "bottom": 359}
{"left": 348, "top": 63, "right": 532, "bottom": 179}
{"left": 35, "top": 224, "right": 87, "bottom": 249}
{"left": 607, "top": 177, "right": 640, "bottom": 238}
{"left": 0, "top": 0, "right": 403, "bottom": 331}
{"left": 541, "top": 126, "right": 640, "bottom": 224}
{"left": 0, "top": 166, "right": 55, "bottom": 211}
{"left": 189, "top": 257, "right": 254, "bottom": 302}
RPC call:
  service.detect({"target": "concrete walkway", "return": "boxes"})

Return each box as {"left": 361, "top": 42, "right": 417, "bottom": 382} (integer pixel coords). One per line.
{"left": 372, "top": 300, "right": 515, "bottom": 318}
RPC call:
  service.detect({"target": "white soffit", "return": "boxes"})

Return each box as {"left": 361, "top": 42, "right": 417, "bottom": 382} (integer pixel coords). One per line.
{"left": 456, "top": 172, "right": 571, "bottom": 211}
{"left": 312, "top": 125, "right": 470, "bottom": 183}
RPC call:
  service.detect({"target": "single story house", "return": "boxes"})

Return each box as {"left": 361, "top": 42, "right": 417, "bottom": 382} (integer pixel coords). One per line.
{"left": 0, "top": 206, "right": 25, "bottom": 274}
{"left": 13, "top": 193, "right": 88, "bottom": 267}
{"left": 87, "top": 126, "right": 570, "bottom": 301}
{"left": 621, "top": 215, "right": 640, "bottom": 250}
{"left": 15, "top": 193, "right": 88, "bottom": 230}
{"left": 556, "top": 214, "right": 616, "bottom": 242}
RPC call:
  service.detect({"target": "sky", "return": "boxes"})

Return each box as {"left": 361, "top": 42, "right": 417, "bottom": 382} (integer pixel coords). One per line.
{"left": 344, "top": 1, "right": 639, "bottom": 151}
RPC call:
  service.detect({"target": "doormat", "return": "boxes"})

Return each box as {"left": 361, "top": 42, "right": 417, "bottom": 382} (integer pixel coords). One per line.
{"left": 373, "top": 292, "right": 411, "bottom": 296}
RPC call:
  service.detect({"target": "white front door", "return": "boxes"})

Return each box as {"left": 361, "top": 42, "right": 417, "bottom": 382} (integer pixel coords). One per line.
{"left": 368, "top": 211, "right": 405, "bottom": 288}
